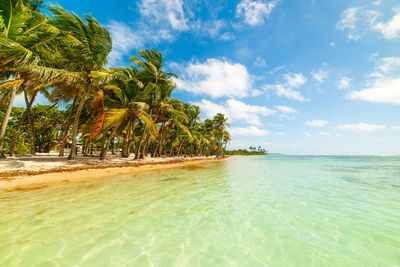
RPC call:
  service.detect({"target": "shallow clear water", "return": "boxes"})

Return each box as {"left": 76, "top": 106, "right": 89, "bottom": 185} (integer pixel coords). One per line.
{"left": 0, "top": 155, "right": 399, "bottom": 266}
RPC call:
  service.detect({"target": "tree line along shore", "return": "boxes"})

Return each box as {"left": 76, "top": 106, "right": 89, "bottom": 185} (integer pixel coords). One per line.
{"left": 0, "top": 1, "right": 233, "bottom": 160}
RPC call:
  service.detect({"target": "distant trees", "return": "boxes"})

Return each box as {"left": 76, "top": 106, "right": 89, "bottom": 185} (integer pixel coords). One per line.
{"left": 226, "top": 147, "right": 268, "bottom": 155}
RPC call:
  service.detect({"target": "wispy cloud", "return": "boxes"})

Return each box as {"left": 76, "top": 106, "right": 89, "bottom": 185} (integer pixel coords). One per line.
{"left": 311, "top": 69, "right": 328, "bottom": 83}
{"left": 236, "top": 0, "right": 280, "bottom": 26}
{"left": 336, "top": 5, "right": 400, "bottom": 40}
{"left": 337, "top": 123, "right": 385, "bottom": 132}
{"left": 231, "top": 126, "right": 270, "bottom": 136}
{"left": 265, "top": 73, "right": 308, "bottom": 102}
{"left": 305, "top": 120, "right": 329, "bottom": 127}
{"left": 337, "top": 76, "right": 351, "bottom": 89}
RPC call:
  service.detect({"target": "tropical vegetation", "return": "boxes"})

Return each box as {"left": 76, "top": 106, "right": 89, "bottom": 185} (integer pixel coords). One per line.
{"left": 0, "top": 0, "right": 231, "bottom": 160}
{"left": 226, "top": 146, "right": 268, "bottom": 155}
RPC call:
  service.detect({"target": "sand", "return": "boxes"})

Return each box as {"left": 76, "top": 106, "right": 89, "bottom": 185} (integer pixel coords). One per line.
{"left": 0, "top": 153, "right": 230, "bottom": 191}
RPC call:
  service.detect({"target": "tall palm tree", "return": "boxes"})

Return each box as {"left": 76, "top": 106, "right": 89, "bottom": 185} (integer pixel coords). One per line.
{"left": 0, "top": 0, "right": 59, "bottom": 157}
{"left": 30, "top": 5, "right": 112, "bottom": 160}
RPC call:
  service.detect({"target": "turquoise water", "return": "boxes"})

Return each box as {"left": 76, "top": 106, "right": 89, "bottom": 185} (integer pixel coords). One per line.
{"left": 0, "top": 155, "right": 399, "bottom": 266}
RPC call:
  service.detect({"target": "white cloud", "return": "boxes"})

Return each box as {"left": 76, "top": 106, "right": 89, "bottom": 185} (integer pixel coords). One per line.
{"left": 349, "top": 56, "right": 400, "bottom": 104}
{"left": 193, "top": 99, "right": 275, "bottom": 126}
{"left": 250, "top": 89, "right": 264, "bottom": 96}
{"left": 140, "top": 0, "right": 188, "bottom": 31}
{"left": 318, "top": 131, "right": 331, "bottom": 136}
{"left": 330, "top": 42, "right": 335, "bottom": 47}
{"left": 275, "top": 132, "right": 285, "bottom": 136}
{"left": 336, "top": 6, "right": 400, "bottom": 40}
{"left": 236, "top": 0, "right": 280, "bottom": 26}
{"left": 275, "top": 105, "right": 297, "bottom": 114}
{"left": 372, "top": 11, "right": 400, "bottom": 39}
{"left": 305, "top": 120, "right": 329, "bottom": 127}
{"left": 303, "top": 132, "right": 312, "bottom": 138}
{"left": 231, "top": 126, "right": 270, "bottom": 136}
{"left": 107, "top": 21, "right": 144, "bottom": 66}
{"left": 311, "top": 69, "right": 328, "bottom": 83}
{"left": 348, "top": 77, "right": 400, "bottom": 104}
{"left": 254, "top": 56, "right": 267, "bottom": 67}
{"left": 219, "top": 32, "right": 235, "bottom": 41}
{"left": 336, "top": 7, "right": 361, "bottom": 40}
{"left": 377, "top": 57, "right": 400, "bottom": 73}
{"left": 284, "top": 73, "right": 307, "bottom": 88}
{"left": 338, "top": 76, "right": 351, "bottom": 89}
{"left": 265, "top": 73, "right": 308, "bottom": 102}
{"left": 337, "top": 123, "right": 385, "bottom": 132}
{"left": 175, "top": 58, "right": 252, "bottom": 98}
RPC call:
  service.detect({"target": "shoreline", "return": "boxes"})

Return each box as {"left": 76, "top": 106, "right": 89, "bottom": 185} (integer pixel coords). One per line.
{"left": 0, "top": 156, "right": 230, "bottom": 191}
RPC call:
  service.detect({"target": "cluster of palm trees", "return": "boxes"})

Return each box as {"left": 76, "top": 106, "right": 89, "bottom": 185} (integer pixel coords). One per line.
{"left": 0, "top": 0, "right": 231, "bottom": 160}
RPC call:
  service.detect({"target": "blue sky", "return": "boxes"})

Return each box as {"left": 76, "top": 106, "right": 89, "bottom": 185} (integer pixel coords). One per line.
{"left": 35, "top": 0, "right": 400, "bottom": 154}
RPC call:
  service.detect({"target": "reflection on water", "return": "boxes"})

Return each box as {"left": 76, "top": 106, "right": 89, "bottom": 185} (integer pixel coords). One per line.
{"left": 0, "top": 155, "right": 399, "bottom": 266}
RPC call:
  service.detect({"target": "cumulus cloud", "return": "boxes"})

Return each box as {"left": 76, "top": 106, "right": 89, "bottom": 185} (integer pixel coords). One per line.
{"left": 338, "top": 76, "right": 351, "bottom": 89}
{"left": 372, "top": 11, "right": 400, "bottom": 39}
{"left": 311, "top": 69, "right": 328, "bottom": 83}
{"left": 231, "top": 126, "right": 270, "bottom": 136}
{"left": 236, "top": 0, "right": 280, "bottom": 26}
{"left": 337, "top": 123, "right": 385, "bottom": 132}
{"left": 175, "top": 58, "right": 252, "bottom": 98}
{"left": 348, "top": 77, "right": 400, "bottom": 104}
{"left": 349, "top": 56, "right": 400, "bottom": 104}
{"left": 305, "top": 120, "right": 329, "bottom": 127}
{"left": 192, "top": 99, "right": 275, "bottom": 126}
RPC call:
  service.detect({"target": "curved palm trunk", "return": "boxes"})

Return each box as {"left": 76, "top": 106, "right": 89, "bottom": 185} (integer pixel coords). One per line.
{"left": 9, "top": 91, "right": 37, "bottom": 156}
{"left": 135, "top": 125, "right": 146, "bottom": 160}
{"left": 140, "top": 133, "right": 150, "bottom": 159}
{"left": 0, "top": 86, "right": 18, "bottom": 158}
{"left": 68, "top": 92, "right": 87, "bottom": 160}
{"left": 25, "top": 92, "right": 36, "bottom": 155}
{"left": 100, "top": 126, "right": 119, "bottom": 160}
{"left": 59, "top": 95, "right": 77, "bottom": 157}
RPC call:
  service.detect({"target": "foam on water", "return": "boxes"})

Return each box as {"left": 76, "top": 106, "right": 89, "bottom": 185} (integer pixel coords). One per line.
{"left": 0, "top": 155, "right": 399, "bottom": 266}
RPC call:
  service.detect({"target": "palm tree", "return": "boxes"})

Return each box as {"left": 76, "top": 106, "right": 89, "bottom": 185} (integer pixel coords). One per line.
{"left": 0, "top": 0, "right": 59, "bottom": 157}
{"left": 30, "top": 5, "right": 112, "bottom": 160}
{"left": 98, "top": 67, "right": 156, "bottom": 160}
{"left": 213, "top": 113, "right": 230, "bottom": 157}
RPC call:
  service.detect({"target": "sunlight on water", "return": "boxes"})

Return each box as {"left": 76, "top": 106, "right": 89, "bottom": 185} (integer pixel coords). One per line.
{"left": 0, "top": 155, "right": 399, "bottom": 266}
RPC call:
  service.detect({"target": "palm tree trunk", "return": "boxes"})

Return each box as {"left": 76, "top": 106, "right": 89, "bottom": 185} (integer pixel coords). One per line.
{"left": 9, "top": 91, "right": 37, "bottom": 156}
{"left": 140, "top": 133, "right": 150, "bottom": 159}
{"left": 100, "top": 126, "right": 119, "bottom": 160}
{"left": 59, "top": 95, "right": 77, "bottom": 156}
{"left": 177, "top": 140, "right": 184, "bottom": 156}
{"left": 135, "top": 125, "right": 146, "bottom": 159}
{"left": 0, "top": 85, "right": 18, "bottom": 158}
{"left": 68, "top": 92, "right": 87, "bottom": 160}
{"left": 25, "top": 92, "right": 36, "bottom": 155}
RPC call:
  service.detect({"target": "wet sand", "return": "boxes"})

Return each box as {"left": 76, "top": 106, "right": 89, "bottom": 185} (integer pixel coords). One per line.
{"left": 0, "top": 155, "right": 230, "bottom": 191}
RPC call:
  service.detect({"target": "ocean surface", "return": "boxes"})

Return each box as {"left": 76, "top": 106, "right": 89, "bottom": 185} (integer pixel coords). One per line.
{"left": 0, "top": 155, "right": 399, "bottom": 266}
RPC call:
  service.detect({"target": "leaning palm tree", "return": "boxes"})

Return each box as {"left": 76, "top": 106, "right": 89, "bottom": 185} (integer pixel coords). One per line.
{"left": 29, "top": 5, "right": 112, "bottom": 160}
{"left": 0, "top": 0, "right": 59, "bottom": 157}
{"left": 98, "top": 67, "right": 156, "bottom": 160}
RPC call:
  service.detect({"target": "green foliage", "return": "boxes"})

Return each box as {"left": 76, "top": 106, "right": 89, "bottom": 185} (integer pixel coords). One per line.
{"left": 0, "top": 106, "right": 29, "bottom": 154}
{"left": 226, "top": 147, "right": 268, "bottom": 156}
{"left": 30, "top": 104, "right": 64, "bottom": 152}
